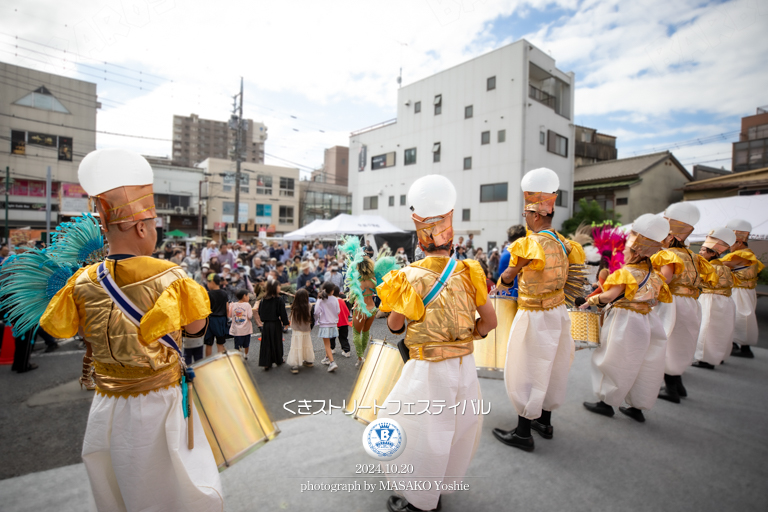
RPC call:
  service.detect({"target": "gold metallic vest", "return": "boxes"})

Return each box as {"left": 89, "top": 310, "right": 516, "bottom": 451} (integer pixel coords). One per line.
{"left": 731, "top": 251, "right": 759, "bottom": 289}
{"left": 701, "top": 260, "right": 733, "bottom": 296}
{"left": 402, "top": 257, "right": 477, "bottom": 362}
{"left": 613, "top": 264, "right": 665, "bottom": 315}
{"left": 73, "top": 261, "right": 185, "bottom": 397}
{"left": 518, "top": 232, "right": 569, "bottom": 310}
{"left": 666, "top": 247, "right": 702, "bottom": 299}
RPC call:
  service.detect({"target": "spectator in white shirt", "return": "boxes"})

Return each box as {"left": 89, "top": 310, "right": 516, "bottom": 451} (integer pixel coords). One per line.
{"left": 201, "top": 241, "right": 219, "bottom": 264}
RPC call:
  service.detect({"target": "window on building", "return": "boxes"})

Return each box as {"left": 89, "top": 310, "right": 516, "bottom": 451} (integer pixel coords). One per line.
{"left": 223, "top": 173, "right": 250, "bottom": 194}
{"left": 547, "top": 130, "right": 568, "bottom": 157}
{"left": 372, "top": 152, "right": 396, "bottom": 170}
{"left": 434, "top": 94, "right": 442, "bottom": 115}
{"left": 279, "top": 206, "right": 294, "bottom": 224}
{"left": 616, "top": 197, "right": 628, "bottom": 206}
{"left": 433, "top": 142, "right": 441, "bottom": 163}
{"left": 414, "top": 101, "right": 421, "bottom": 113}
{"left": 463, "top": 157, "right": 472, "bottom": 170}
{"left": 256, "top": 204, "right": 272, "bottom": 220}
{"left": 404, "top": 147, "right": 417, "bottom": 165}
{"left": 480, "top": 183, "right": 508, "bottom": 203}
{"left": 400, "top": 194, "right": 406, "bottom": 205}
{"left": 498, "top": 130, "right": 506, "bottom": 143}
{"left": 363, "top": 196, "right": 378, "bottom": 210}
{"left": 462, "top": 209, "right": 470, "bottom": 221}
{"left": 487, "top": 76, "right": 496, "bottom": 90}
{"left": 481, "top": 131, "right": 490, "bottom": 145}
{"left": 555, "top": 189, "right": 569, "bottom": 207}
{"left": 540, "top": 131, "right": 546, "bottom": 145}
{"left": 465, "top": 105, "right": 473, "bottom": 119}
{"left": 256, "top": 174, "right": 272, "bottom": 195}
{"left": 389, "top": 195, "right": 395, "bottom": 207}
{"left": 279, "top": 177, "right": 295, "bottom": 197}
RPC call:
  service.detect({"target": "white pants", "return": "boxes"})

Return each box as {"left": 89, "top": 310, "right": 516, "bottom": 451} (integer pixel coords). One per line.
{"left": 381, "top": 356, "right": 482, "bottom": 511}
{"left": 286, "top": 330, "right": 315, "bottom": 366}
{"left": 658, "top": 296, "right": 702, "bottom": 376}
{"left": 732, "top": 287, "right": 758, "bottom": 346}
{"left": 591, "top": 308, "right": 668, "bottom": 410}
{"left": 82, "top": 386, "right": 223, "bottom": 512}
{"left": 504, "top": 305, "right": 575, "bottom": 420}
{"left": 695, "top": 294, "right": 736, "bottom": 364}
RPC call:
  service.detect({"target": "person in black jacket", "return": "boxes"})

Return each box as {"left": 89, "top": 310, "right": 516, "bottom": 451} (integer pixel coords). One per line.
{"left": 257, "top": 280, "right": 289, "bottom": 371}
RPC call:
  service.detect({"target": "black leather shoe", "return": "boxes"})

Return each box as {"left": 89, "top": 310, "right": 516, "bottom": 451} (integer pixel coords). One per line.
{"left": 583, "top": 401, "right": 614, "bottom": 417}
{"left": 619, "top": 406, "right": 646, "bottom": 423}
{"left": 531, "top": 419, "right": 553, "bottom": 439}
{"left": 731, "top": 342, "right": 740, "bottom": 355}
{"left": 492, "top": 428, "right": 535, "bottom": 452}
{"left": 731, "top": 345, "right": 755, "bottom": 359}
{"left": 387, "top": 495, "right": 441, "bottom": 511}
{"left": 692, "top": 361, "right": 715, "bottom": 370}
{"left": 677, "top": 379, "right": 687, "bottom": 398}
{"left": 657, "top": 386, "right": 680, "bottom": 403}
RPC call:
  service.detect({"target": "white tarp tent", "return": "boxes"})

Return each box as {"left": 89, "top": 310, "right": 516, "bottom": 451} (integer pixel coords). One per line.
{"left": 620, "top": 195, "right": 768, "bottom": 242}
{"left": 283, "top": 214, "right": 406, "bottom": 240}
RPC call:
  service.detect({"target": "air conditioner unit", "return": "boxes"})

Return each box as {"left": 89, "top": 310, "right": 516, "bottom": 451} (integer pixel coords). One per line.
{"left": 174, "top": 206, "right": 184, "bottom": 214}
{"left": 188, "top": 207, "right": 197, "bottom": 215}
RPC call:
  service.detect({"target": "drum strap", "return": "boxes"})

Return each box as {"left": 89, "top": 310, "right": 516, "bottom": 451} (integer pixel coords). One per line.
{"left": 422, "top": 257, "right": 457, "bottom": 307}
{"left": 600, "top": 261, "right": 652, "bottom": 325}
{"left": 540, "top": 229, "right": 568, "bottom": 255}
{"left": 97, "top": 262, "right": 193, "bottom": 422}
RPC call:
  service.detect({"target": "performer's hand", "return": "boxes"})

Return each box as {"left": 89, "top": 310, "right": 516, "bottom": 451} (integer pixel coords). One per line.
{"left": 574, "top": 297, "right": 586, "bottom": 308}
{"left": 578, "top": 302, "right": 590, "bottom": 310}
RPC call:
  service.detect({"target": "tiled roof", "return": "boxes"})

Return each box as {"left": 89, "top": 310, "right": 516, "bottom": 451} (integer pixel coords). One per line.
{"left": 575, "top": 151, "right": 671, "bottom": 183}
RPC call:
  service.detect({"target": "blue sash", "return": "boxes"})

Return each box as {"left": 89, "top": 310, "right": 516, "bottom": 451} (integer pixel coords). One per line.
{"left": 422, "top": 258, "right": 457, "bottom": 307}
{"left": 539, "top": 229, "right": 568, "bottom": 255}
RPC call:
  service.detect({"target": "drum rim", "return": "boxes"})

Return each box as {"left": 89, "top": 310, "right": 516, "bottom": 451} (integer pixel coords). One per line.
{"left": 189, "top": 349, "right": 243, "bottom": 368}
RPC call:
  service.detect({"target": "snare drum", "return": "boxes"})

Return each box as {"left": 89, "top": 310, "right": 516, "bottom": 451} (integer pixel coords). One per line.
{"left": 474, "top": 296, "right": 517, "bottom": 371}
{"left": 345, "top": 340, "right": 404, "bottom": 425}
{"left": 191, "top": 351, "right": 279, "bottom": 471}
{"left": 569, "top": 310, "right": 601, "bottom": 351}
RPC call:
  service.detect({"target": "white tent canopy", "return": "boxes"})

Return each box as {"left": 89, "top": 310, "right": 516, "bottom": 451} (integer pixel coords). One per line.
{"left": 620, "top": 195, "right": 768, "bottom": 242}
{"left": 284, "top": 214, "right": 406, "bottom": 240}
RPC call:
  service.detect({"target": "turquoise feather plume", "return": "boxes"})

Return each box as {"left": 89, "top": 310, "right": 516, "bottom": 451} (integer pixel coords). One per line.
{"left": 374, "top": 256, "right": 399, "bottom": 287}
{"left": 49, "top": 213, "right": 106, "bottom": 265}
{"left": 0, "top": 249, "right": 78, "bottom": 337}
{"left": 338, "top": 235, "right": 372, "bottom": 317}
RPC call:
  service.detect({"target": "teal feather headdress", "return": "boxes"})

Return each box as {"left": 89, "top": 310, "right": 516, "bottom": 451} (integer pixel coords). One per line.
{"left": 338, "top": 235, "right": 371, "bottom": 317}
{"left": 0, "top": 249, "right": 78, "bottom": 337}
{"left": 49, "top": 213, "right": 106, "bottom": 265}
{"left": 374, "top": 256, "right": 399, "bottom": 287}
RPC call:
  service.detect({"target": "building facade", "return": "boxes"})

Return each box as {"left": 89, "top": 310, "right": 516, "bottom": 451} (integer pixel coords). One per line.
{"left": 574, "top": 125, "right": 617, "bottom": 167}
{"left": 348, "top": 39, "right": 575, "bottom": 251}
{"left": 311, "top": 145, "right": 349, "bottom": 186}
{"left": 145, "top": 157, "right": 205, "bottom": 238}
{"left": 198, "top": 158, "right": 299, "bottom": 239}
{"left": 172, "top": 113, "right": 267, "bottom": 167}
{"left": 683, "top": 166, "right": 768, "bottom": 200}
{"left": 298, "top": 178, "right": 352, "bottom": 226}
{"left": 574, "top": 151, "right": 690, "bottom": 222}
{"left": 732, "top": 107, "right": 768, "bottom": 173}
{"left": 1, "top": 61, "right": 98, "bottom": 242}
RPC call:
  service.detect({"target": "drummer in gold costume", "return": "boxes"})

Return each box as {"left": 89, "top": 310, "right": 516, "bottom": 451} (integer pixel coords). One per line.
{"left": 692, "top": 228, "right": 738, "bottom": 369}
{"left": 652, "top": 202, "right": 717, "bottom": 404}
{"left": 40, "top": 149, "right": 223, "bottom": 512}
{"left": 493, "top": 168, "right": 585, "bottom": 452}
{"left": 377, "top": 175, "right": 497, "bottom": 512}
{"left": 721, "top": 219, "right": 765, "bottom": 359}
{"left": 581, "top": 214, "right": 672, "bottom": 422}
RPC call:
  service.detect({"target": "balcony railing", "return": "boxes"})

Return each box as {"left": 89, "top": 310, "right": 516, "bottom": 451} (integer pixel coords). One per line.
{"left": 529, "top": 85, "right": 556, "bottom": 109}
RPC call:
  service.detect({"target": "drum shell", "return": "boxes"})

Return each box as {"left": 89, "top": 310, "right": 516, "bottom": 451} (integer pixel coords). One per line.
{"left": 568, "top": 310, "right": 601, "bottom": 350}
{"left": 474, "top": 296, "right": 517, "bottom": 370}
{"left": 345, "top": 340, "right": 404, "bottom": 425}
{"left": 191, "top": 351, "right": 279, "bottom": 471}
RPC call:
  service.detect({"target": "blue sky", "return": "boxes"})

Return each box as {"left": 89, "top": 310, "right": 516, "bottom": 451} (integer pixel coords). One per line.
{"left": 1, "top": 0, "right": 766, "bottom": 175}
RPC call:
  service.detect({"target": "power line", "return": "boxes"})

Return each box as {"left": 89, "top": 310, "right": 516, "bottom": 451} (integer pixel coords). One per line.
{"left": 0, "top": 113, "right": 172, "bottom": 141}
{"left": 0, "top": 65, "right": 122, "bottom": 106}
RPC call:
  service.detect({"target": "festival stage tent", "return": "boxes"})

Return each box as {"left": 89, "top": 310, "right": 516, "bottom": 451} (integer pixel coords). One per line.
{"left": 620, "top": 195, "right": 768, "bottom": 242}
{"left": 283, "top": 214, "right": 406, "bottom": 240}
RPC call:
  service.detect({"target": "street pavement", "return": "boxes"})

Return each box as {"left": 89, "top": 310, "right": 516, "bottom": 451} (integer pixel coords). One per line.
{"left": 1, "top": 294, "right": 767, "bottom": 511}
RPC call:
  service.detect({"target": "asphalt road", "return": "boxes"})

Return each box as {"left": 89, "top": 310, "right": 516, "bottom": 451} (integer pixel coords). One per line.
{"left": 1, "top": 288, "right": 766, "bottom": 482}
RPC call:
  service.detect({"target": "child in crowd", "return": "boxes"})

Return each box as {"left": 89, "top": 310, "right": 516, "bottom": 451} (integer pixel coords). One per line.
{"left": 315, "top": 282, "right": 340, "bottom": 373}
{"left": 228, "top": 289, "right": 255, "bottom": 360}
{"left": 257, "top": 280, "right": 289, "bottom": 371}
{"left": 286, "top": 288, "right": 315, "bottom": 374}
{"left": 330, "top": 285, "right": 351, "bottom": 358}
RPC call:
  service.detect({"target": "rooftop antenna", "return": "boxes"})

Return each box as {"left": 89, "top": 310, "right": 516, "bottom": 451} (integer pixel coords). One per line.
{"left": 396, "top": 41, "right": 408, "bottom": 88}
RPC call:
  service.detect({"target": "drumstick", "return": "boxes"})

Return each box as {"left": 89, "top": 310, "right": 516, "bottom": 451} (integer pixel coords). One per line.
{"left": 187, "top": 382, "right": 194, "bottom": 450}
{"left": 280, "top": 290, "right": 295, "bottom": 297}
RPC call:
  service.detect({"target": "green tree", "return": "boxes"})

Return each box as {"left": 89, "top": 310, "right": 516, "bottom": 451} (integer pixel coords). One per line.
{"left": 561, "top": 198, "right": 620, "bottom": 235}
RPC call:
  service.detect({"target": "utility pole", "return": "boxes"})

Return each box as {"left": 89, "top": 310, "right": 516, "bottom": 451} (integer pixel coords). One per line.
{"left": 45, "top": 166, "right": 51, "bottom": 246}
{"left": 230, "top": 77, "right": 245, "bottom": 241}
{"left": 4, "top": 166, "right": 8, "bottom": 249}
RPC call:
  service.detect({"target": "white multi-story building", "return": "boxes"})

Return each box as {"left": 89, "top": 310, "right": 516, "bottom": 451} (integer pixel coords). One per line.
{"left": 348, "top": 39, "right": 575, "bottom": 251}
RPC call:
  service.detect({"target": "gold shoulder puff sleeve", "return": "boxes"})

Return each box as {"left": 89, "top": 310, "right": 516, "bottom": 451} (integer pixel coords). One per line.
{"left": 40, "top": 267, "right": 87, "bottom": 339}
{"left": 462, "top": 259, "right": 489, "bottom": 307}
{"left": 722, "top": 249, "right": 766, "bottom": 273}
{"left": 376, "top": 270, "right": 425, "bottom": 321}
{"left": 657, "top": 280, "right": 673, "bottom": 303}
{"left": 508, "top": 237, "right": 546, "bottom": 270}
{"left": 696, "top": 254, "right": 718, "bottom": 287}
{"left": 651, "top": 250, "right": 685, "bottom": 275}
{"left": 559, "top": 235, "right": 586, "bottom": 264}
{"left": 602, "top": 268, "right": 637, "bottom": 300}
{"left": 140, "top": 277, "right": 212, "bottom": 345}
